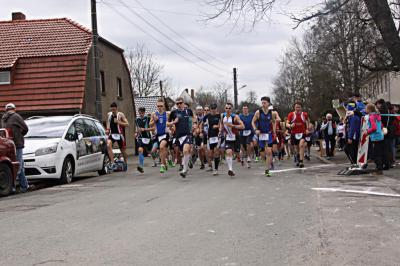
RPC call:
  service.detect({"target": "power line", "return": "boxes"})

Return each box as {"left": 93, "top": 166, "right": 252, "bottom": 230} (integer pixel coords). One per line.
{"left": 114, "top": 0, "right": 230, "bottom": 76}
{"left": 130, "top": 0, "right": 228, "bottom": 67}
{"left": 102, "top": 1, "right": 228, "bottom": 78}
{"left": 97, "top": 0, "right": 197, "bottom": 16}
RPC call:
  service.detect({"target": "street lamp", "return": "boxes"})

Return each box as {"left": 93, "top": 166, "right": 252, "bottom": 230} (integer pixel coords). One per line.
{"left": 239, "top": 84, "right": 247, "bottom": 90}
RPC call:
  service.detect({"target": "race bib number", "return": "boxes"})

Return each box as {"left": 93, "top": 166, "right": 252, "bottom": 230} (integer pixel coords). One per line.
{"left": 141, "top": 138, "right": 150, "bottom": 144}
{"left": 243, "top": 130, "right": 252, "bottom": 136}
{"left": 158, "top": 134, "right": 167, "bottom": 142}
{"left": 226, "top": 134, "right": 236, "bottom": 141}
{"left": 295, "top": 133, "right": 303, "bottom": 140}
{"left": 285, "top": 136, "right": 290, "bottom": 141}
{"left": 112, "top": 134, "right": 121, "bottom": 140}
{"left": 178, "top": 136, "right": 187, "bottom": 145}
{"left": 209, "top": 137, "right": 219, "bottom": 144}
{"left": 305, "top": 137, "right": 311, "bottom": 142}
{"left": 259, "top": 133, "right": 269, "bottom": 141}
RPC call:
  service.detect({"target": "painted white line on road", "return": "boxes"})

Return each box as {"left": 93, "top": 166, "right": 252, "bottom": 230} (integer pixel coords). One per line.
{"left": 255, "top": 164, "right": 336, "bottom": 174}
{"left": 311, "top": 187, "right": 400, "bottom": 198}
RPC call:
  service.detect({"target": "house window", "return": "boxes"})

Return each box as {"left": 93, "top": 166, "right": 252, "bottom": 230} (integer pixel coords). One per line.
{"left": 0, "top": 71, "right": 10, "bottom": 85}
{"left": 100, "top": 71, "right": 106, "bottom": 95}
{"left": 117, "top": 78, "right": 122, "bottom": 98}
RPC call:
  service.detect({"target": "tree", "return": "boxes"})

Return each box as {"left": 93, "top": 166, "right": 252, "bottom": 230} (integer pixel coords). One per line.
{"left": 126, "top": 44, "right": 164, "bottom": 97}
{"left": 205, "top": 0, "right": 400, "bottom": 71}
{"left": 194, "top": 82, "right": 233, "bottom": 112}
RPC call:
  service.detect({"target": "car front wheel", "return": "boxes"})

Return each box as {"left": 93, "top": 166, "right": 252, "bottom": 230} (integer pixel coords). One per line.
{"left": 60, "top": 157, "right": 74, "bottom": 184}
{"left": 0, "top": 162, "right": 13, "bottom": 196}
{"left": 98, "top": 155, "right": 110, "bottom": 176}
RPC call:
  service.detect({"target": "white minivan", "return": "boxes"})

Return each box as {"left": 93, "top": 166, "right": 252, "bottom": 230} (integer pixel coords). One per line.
{"left": 23, "top": 115, "right": 109, "bottom": 184}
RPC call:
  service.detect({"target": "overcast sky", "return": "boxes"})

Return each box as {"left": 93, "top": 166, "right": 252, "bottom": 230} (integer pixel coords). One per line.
{"left": 0, "top": 0, "right": 320, "bottom": 102}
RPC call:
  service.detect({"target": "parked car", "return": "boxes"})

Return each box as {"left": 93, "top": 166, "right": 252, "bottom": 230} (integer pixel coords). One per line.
{"left": 0, "top": 128, "right": 19, "bottom": 196}
{"left": 23, "top": 115, "right": 109, "bottom": 184}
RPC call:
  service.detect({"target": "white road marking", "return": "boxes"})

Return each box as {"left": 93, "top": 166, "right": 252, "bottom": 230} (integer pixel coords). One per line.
{"left": 311, "top": 188, "right": 400, "bottom": 198}
{"left": 255, "top": 164, "right": 336, "bottom": 174}
{"left": 207, "top": 229, "right": 216, "bottom": 233}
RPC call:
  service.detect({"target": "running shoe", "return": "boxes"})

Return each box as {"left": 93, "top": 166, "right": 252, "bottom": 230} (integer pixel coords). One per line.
{"left": 152, "top": 161, "right": 157, "bottom": 167}
{"left": 213, "top": 170, "right": 219, "bottom": 176}
{"left": 255, "top": 156, "right": 259, "bottom": 163}
{"left": 168, "top": 159, "right": 174, "bottom": 168}
{"left": 200, "top": 163, "right": 205, "bottom": 170}
{"left": 228, "top": 170, "right": 235, "bottom": 177}
{"left": 299, "top": 162, "right": 304, "bottom": 168}
{"left": 160, "top": 165, "right": 166, "bottom": 173}
{"left": 246, "top": 162, "right": 251, "bottom": 169}
{"left": 180, "top": 170, "right": 188, "bottom": 178}
{"left": 206, "top": 166, "right": 213, "bottom": 172}
{"left": 265, "top": 169, "right": 271, "bottom": 177}
{"left": 179, "top": 164, "right": 184, "bottom": 172}
{"left": 137, "top": 166, "right": 144, "bottom": 173}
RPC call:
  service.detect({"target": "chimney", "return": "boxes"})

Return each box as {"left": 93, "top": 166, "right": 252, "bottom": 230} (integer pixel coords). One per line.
{"left": 190, "top": 89, "right": 195, "bottom": 99}
{"left": 185, "top": 88, "right": 189, "bottom": 94}
{"left": 12, "top": 12, "right": 26, "bottom": 21}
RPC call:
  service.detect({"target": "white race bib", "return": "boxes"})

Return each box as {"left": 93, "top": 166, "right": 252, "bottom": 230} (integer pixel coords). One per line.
{"left": 178, "top": 136, "right": 187, "bottom": 145}
{"left": 209, "top": 136, "right": 219, "bottom": 144}
{"left": 285, "top": 136, "right": 290, "bottom": 141}
{"left": 158, "top": 134, "right": 167, "bottom": 142}
{"left": 226, "top": 134, "right": 236, "bottom": 141}
{"left": 305, "top": 137, "right": 311, "bottom": 142}
{"left": 243, "top": 130, "right": 251, "bottom": 136}
{"left": 295, "top": 133, "right": 303, "bottom": 140}
{"left": 259, "top": 133, "right": 269, "bottom": 141}
{"left": 112, "top": 134, "right": 121, "bottom": 140}
{"left": 141, "top": 138, "right": 150, "bottom": 144}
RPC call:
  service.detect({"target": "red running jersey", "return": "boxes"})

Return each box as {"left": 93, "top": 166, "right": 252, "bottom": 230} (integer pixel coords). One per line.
{"left": 287, "top": 111, "right": 308, "bottom": 134}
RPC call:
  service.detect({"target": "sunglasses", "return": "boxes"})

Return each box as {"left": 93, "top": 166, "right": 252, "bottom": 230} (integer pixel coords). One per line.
{"left": 176, "top": 102, "right": 183, "bottom": 105}
{"left": 225, "top": 107, "right": 232, "bottom": 110}
{"left": 204, "top": 109, "right": 210, "bottom": 111}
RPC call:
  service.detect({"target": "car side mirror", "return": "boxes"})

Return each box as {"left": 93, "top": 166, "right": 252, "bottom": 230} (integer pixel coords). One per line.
{"left": 77, "top": 133, "right": 83, "bottom": 141}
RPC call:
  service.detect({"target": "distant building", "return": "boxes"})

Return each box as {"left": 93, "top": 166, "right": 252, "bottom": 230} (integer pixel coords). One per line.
{"left": 360, "top": 71, "right": 400, "bottom": 104}
{"left": 0, "top": 12, "right": 136, "bottom": 152}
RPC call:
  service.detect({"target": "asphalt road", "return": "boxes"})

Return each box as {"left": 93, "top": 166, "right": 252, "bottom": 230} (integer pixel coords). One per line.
{"left": 1, "top": 153, "right": 399, "bottom": 266}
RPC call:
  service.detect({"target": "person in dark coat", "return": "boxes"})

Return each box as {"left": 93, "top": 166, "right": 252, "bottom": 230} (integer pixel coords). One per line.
{"left": 1, "top": 103, "right": 29, "bottom": 192}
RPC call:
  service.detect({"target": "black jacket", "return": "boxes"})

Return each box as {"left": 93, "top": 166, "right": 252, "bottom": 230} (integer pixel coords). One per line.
{"left": 1, "top": 111, "right": 28, "bottom": 148}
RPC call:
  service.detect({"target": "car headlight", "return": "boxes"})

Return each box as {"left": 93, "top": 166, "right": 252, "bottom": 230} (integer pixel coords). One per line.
{"left": 35, "top": 143, "right": 59, "bottom": 156}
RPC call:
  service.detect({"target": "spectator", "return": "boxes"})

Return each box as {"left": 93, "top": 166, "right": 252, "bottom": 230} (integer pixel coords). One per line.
{"left": 337, "top": 118, "right": 346, "bottom": 151}
{"left": 352, "top": 92, "right": 366, "bottom": 116}
{"left": 321, "top": 113, "right": 336, "bottom": 158}
{"left": 393, "top": 105, "right": 400, "bottom": 163}
{"left": 344, "top": 101, "right": 361, "bottom": 165}
{"left": 376, "top": 99, "right": 395, "bottom": 169}
{"left": 366, "top": 103, "right": 384, "bottom": 175}
{"left": 1, "top": 103, "right": 29, "bottom": 192}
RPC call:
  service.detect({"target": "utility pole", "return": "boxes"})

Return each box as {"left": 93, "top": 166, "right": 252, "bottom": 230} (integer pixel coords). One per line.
{"left": 91, "top": 0, "right": 102, "bottom": 121}
{"left": 233, "top": 67, "right": 238, "bottom": 110}
{"left": 159, "top": 80, "right": 164, "bottom": 97}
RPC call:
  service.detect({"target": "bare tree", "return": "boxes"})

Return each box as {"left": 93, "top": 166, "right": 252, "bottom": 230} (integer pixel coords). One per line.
{"left": 204, "top": 0, "right": 400, "bottom": 71}
{"left": 246, "top": 90, "right": 258, "bottom": 104}
{"left": 126, "top": 44, "right": 164, "bottom": 97}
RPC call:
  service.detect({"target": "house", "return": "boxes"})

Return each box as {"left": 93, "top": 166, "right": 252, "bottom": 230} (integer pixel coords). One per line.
{"left": 0, "top": 12, "right": 136, "bottom": 152}
{"left": 360, "top": 71, "right": 400, "bottom": 104}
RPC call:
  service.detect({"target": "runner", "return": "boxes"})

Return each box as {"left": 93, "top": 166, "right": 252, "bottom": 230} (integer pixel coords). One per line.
{"left": 252, "top": 97, "right": 279, "bottom": 177}
{"left": 150, "top": 99, "right": 170, "bottom": 173}
{"left": 286, "top": 102, "right": 310, "bottom": 168}
{"left": 106, "top": 102, "right": 129, "bottom": 165}
{"left": 304, "top": 123, "right": 314, "bottom": 161}
{"left": 135, "top": 107, "right": 152, "bottom": 173}
{"left": 221, "top": 102, "right": 245, "bottom": 177}
{"left": 193, "top": 106, "right": 206, "bottom": 169}
{"left": 239, "top": 104, "right": 254, "bottom": 168}
{"left": 202, "top": 106, "right": 211, "bottom": 169}
{"left": 169, "top": 97, "right": 197, "bottom": 178}
{"left": 202, "top": 103, "right": 221, "bottom": 175}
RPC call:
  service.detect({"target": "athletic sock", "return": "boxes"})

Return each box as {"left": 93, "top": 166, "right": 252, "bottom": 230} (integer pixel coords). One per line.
{"left": 226, "top": 156, "right": 233, "bottom": 171}
{"left": 254, "top": 146, "right": 259, "bottom": 157}
{"left": 183, "top": 154, "right": 190, "bottom": 172}
{"left": 214, "top": 157, "right": 220, "bottom": 170}
{"left": 139, "top": 153, "right": 144, "bottom": 167}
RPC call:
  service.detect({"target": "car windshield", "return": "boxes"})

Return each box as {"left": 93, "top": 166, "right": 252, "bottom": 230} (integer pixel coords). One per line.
{"left": 25, "top": 116, "right": 73, "bottom": 138}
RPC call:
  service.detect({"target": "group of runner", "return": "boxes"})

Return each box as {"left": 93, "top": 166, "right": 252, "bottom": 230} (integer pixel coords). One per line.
{"left": 134, "top": 96, "right": 311, "bottom": 178}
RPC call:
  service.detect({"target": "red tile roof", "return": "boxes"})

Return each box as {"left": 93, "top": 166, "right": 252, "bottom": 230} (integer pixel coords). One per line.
{"left": 0, "top": 18, "right": 92, "bottom": 69}
{"left": 0, "top": 18, "right": 92, "bottom": 112}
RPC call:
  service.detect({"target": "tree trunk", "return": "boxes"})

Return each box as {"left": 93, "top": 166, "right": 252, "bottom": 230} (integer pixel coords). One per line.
{"left": 363, "top": 0, "right": 400, "bottom": 69}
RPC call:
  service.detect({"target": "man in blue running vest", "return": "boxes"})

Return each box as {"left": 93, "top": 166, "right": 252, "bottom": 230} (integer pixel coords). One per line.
{"left": 252, "top": 96, "right": 280, "bottom": 177}
{"left": 239, "top": 104, "right": 254, "bottom": 168}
